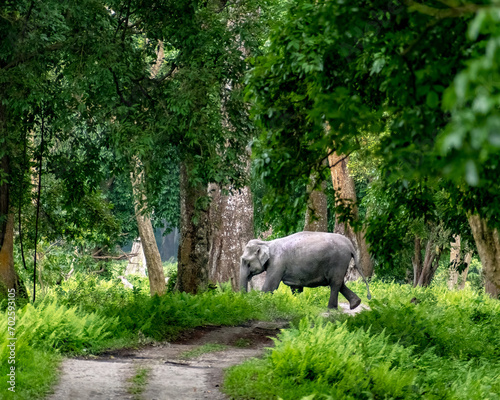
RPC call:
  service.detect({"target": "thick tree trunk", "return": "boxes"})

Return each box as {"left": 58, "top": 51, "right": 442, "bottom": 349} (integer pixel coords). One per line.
{"left": 207, "top": 183, "right": 254, "bottom": 290}
{"left": 304, "top": 169, "right": 328, "bottom": 232}
{"left": 131, "top": 162, "right": 166, "bottom": 296}
{"left": 0, "top": 151, "right": 27, "bottom": 298}
{"left": 125, "top": 238, "right": 147, "bottom": 276}
{"left": 176, "top": 163, "right": 210, "bottom": 294}
{"left": 328, "top": 152, "right": 373, "bottom": 279}
{"left": 484, "top": 280, "right": 500, "bottom": 299}
{"left": 413, "top": 235, "right": 442, "bottom": 287}
{"left": 448, "top": 235, "right": 473, "bottom": 290}
{"left": 468, "top": 214, "right": 500, "bottom": 298}
{"left": 0, "top": 213, "right": 26, "bottom": 298}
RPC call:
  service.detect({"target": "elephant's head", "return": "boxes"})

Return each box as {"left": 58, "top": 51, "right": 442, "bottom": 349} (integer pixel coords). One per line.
{"left": 240, "top": 240, "right": 270, "bottom": 292}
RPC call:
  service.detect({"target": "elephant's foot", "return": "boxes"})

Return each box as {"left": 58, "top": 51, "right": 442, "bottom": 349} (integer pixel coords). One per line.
{"left": 349, "top": 297, "right": 361, "bottom": 310}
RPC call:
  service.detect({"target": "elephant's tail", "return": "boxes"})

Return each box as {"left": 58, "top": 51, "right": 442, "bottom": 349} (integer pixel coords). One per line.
{"left": 352, "top": 251, "right": 372, "bottom": 300}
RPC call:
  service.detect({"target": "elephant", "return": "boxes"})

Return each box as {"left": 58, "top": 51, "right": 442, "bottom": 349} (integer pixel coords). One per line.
{"left": 239, "top": 231, "right": 371, "bottom": 309}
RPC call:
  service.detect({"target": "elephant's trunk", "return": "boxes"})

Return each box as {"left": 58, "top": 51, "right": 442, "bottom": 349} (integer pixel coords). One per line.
{"left": 240, "top": 265, "right": 249, "bottom": 292}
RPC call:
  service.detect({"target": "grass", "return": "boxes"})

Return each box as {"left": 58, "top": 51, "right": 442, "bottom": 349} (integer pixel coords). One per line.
{"left": 0, "top": 273, "right": 326, "bottom": 399}
{"left": 127, "top": 365, "right": 151, "bottom": 400}
{"left": 180, "top": 343, "right": 229, "bottom": 359}
{"left": 223, "top": 282, "right": 500, "bottom": 400}
{"left": 2, "top": 267, "right": 498, "bottom": 400}
{"left": 234, "top": 338, "right": 252, "bottom": 348}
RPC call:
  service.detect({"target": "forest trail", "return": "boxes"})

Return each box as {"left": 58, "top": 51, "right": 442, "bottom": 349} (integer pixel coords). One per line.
{"left": 48, "top": 304, "right": 367, "bottom": 400}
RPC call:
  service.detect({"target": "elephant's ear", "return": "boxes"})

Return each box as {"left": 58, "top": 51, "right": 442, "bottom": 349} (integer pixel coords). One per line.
{"left": 257, "top": 245, "right": 270, "bottom": 267}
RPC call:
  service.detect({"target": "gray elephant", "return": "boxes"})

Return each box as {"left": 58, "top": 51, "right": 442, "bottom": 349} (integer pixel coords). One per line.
{"left": 239, "top": 231, "right": 371, "bottom": 309}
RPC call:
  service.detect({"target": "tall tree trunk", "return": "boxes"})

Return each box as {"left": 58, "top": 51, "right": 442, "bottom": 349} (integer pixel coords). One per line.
{"left": 448, "top": 235, "right": 473, "bottom": 290}
{"left": 0, "top": 213, "right": 26, "bottom": 298}
{"left": 448, "top": 235, "right": 461, "bottom": 290}
{"left": 176, "top": 163, "right": 210, "bottom": 294}
{"left": 0, "top": 141, "right": 27, "bottom": 298}
{"left": 328, "top": 152, "right": 373, "bottom": 278}
{"left": 131, "top": 161, "right": 166, "bottom": 296}
{"left": 207, "top": 183, "right": 254, "bottom": 290}
{"left": 304, "top": 168, "right": 328, "bottom": 232}
{"left": 468, "top": 214, "right": 500, "bottom": 298}
{"left": 413, "top": 235, "right": 442, "bottom": 287}
{"left": 417, "top": 239, "right": 441, "bottom": 286}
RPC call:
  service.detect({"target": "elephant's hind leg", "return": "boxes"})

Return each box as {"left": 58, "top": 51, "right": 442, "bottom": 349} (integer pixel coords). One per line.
{"left": 328, "top": 283, "right": 342, "bottom": 309}
{"left": 340, "top": 283, "right": 361, "bottom": 310}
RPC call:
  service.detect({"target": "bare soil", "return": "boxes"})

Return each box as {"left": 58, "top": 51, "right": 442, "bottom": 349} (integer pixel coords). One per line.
{"left": 47, "top": 303, "right": 368, "bottom": 400}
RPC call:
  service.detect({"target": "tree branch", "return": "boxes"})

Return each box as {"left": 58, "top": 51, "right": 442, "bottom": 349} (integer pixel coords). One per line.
{"left": 156, "top": 62, "right": 177, "bottom": 82}
{"left": 109, "top": 67, "right": 133, "bottom": 107}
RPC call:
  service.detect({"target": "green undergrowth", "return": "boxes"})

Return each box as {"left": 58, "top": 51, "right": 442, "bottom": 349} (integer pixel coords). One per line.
{"left": 0, "top": 274, "right": 327, "bottom": 399}
{"left": 2, "top": 273, "right": 499, "bottom": 400}
{"left": 224, "top": 283, "right": 500, "bottom": 400}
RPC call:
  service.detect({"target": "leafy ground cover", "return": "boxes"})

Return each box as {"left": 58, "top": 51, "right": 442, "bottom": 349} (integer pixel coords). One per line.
{"left": 1, "top": 270, "right": 498, "bottom": 399}
{"left": 224, "top": 281, "right": 500, "bottom": 400}
{"left": 0, "top": 269, "right": 324, "bottom": 399}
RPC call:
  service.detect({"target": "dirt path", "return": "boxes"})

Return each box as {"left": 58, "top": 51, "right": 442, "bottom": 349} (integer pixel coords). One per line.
{"left": 48, "top": 304, "right": 367, "bottom": 400}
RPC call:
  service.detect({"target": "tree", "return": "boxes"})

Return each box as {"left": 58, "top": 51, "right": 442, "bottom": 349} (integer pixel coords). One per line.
{"left": 176, "top": 163, "right": 211, "bottom": 293}
{"left": 329, "top": 152, "right": 373, "bottom": 278}
{"left": 131, "top": 160, "right": 166, "bottom": 296}
{"left": 246, "top": 0, "right": 500, "bottom": 295}
{"left": 448, "top": 235, "right": 473, "bottom": 290}
{"left": 0, "top": 0, "right": 119, "bottom": 298}
{"left": 207, "top": 183, "right": 254, "bottom": 290}
{"left": 304, "top": 165, "right": 328, "bottom": 232}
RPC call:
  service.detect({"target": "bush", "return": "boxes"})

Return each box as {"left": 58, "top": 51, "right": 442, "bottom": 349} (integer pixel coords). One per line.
{"left": 0, "top": 298, "right": 118, "bottom": 399}
{"left": 224, "top": 283, "right": 500, "bottom": 400}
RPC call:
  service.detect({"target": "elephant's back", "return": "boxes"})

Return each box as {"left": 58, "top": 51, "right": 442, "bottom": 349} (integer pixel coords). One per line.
{"left": 277, "top": 231, "right": 354, "bottom": 259}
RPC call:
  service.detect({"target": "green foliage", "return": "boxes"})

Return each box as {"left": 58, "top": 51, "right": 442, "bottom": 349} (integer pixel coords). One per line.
{"left": 43, "top": 271, "right": 327, "bottom": 342}
{"left": 245, "top": 0, "right": 500, "bottom": 272}
{"left": 345, "top": 283, "right": 500, "bottom": 361}
{"left": 127, "top": 366, "right": 151, "bottom": 399}
{"left": 0, "top": 297, "right": 118, "bottom": 399}
{"left": 224, "top": 283, "right": 500, "bottom": 400}
{"left": 3, "top": 0, "right": 270, "bottom": 286}
{"left": 0, "top": 344, "right": 59, "bottom": 400}
{"left": 2, "top": 300, "right": 118, "bottom": 354}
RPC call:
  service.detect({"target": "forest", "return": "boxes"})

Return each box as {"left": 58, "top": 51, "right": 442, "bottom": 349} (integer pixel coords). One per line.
{"left": 1, "top": 0, "right": 500, "bottom": 399}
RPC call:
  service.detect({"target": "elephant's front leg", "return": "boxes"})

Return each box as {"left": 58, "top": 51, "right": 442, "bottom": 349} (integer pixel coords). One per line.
{"left": 261, "top": 271, "right": 282, "bottom": 292}
{"left": 340, "top": 283, "right": 361, "bottom": 310}
{"left": 328, "top": 283, "right": 342, "bottom": 309}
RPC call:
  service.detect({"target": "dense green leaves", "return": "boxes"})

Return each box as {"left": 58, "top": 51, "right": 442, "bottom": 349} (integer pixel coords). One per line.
{"left": 246, "top": 0, "right": 500, "bottom": 267}
{"left": 225, "top": 283, "right": 500, "bottom": 399}
{"left": 1, "top": 0, "right": 268, "bottom": 267}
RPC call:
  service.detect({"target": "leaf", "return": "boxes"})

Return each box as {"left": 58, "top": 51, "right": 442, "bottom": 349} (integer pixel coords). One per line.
{"left": 370, "top": 57, "right": 386, "bottom": 76}
{"left": 467, "top": 9, "right": 487, "bottom": 41}
{"left": 426, "top": 91, "right": 439, "bottom": 109}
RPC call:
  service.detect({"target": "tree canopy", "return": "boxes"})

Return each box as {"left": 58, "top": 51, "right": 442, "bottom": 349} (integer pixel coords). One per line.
{"left": 246, "top": 0, "right": 500, "bottom": 275}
